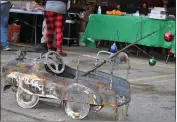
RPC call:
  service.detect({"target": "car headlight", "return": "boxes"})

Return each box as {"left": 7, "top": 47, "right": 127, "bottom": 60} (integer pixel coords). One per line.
{"left": 111, "top": 52, "right": 129, "bottom": 66}
{"left": 33, "top": 80, "right": 42, "bottom": 86}
{"left": 117, "top": 95, "right": 127, "bottom": 106}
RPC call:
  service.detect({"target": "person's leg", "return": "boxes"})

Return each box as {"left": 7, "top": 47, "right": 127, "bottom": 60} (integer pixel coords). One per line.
{"left": 54, "top": 13, "right": 66, "bottom": 56}
{"left": 44, "top": 11, "right": 55, "bottom": 50}
{"left": 1, "top": 26, "right": 10, "bottom": 50}
{"left": 33, "top": 19, "right": 48, "bottom": 52}
{"left": 1, "top": 2, "right": 10, "bottom": 50}
{"left": 42, "top": 19, "right": 57, "bottom": 50}
{"left": 41, "top": 19, "right": 47, "bottom": 44}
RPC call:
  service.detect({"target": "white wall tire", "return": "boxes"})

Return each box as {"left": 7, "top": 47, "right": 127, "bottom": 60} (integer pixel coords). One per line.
{"left": 16, "top": 88, "right": 39, "bottom": 109}
{"left": 65, "top": 101, "right": 90, "bottom": 119}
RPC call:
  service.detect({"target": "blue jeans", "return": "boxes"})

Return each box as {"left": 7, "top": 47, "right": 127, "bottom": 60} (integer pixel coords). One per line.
{"left": 1, "top": 2, "right": 10, "bottom": 49}
{"left": 1, "top": 26, "right": 9, "bottom": 48}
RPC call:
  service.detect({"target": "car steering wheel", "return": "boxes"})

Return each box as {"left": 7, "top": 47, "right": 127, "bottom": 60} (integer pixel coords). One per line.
{"left": 45, "top": 51, "right": 65, "bottom": 74}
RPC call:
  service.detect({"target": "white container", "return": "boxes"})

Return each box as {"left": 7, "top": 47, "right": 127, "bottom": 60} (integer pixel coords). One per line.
{"left": 148, "top": 14, "right": 166, "bottom": 19}
{"left": 151, "top": 9, "right": 162, "bottom": 14}
{"left": 97, "top": 6, "right": 101, "bottom": 14}
{"left": 26, "top": 1, "right": 31, "bottom": 10}
{"left": 153, "top": 7, "right": 165, "bottom": 11}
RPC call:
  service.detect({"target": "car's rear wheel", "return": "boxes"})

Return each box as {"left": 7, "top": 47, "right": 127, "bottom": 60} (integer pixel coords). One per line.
{"left": 16, "top": 87, "right": 39, "bottom": 109}
{"left": 65, "top": 101, "right": 90, "bottom": 119}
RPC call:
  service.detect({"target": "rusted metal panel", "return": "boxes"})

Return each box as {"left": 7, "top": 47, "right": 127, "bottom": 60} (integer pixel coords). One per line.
{"left": 2, "top": 50, "right": 131, "bottom": 120}
{"left": 4, "top": 70, "right": 130, "bottom": 107}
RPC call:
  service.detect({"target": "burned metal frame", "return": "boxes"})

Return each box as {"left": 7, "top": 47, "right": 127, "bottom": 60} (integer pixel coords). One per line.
{"left": 76, "top": 51, "right": 130, "bottom": 90}
{"left": 2, "top": 49, "right": 131, "bottom": 120}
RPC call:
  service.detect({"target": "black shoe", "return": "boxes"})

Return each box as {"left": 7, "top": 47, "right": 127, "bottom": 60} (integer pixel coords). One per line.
{"left": 33, "top": 43, "right": 47, "bottom": 53}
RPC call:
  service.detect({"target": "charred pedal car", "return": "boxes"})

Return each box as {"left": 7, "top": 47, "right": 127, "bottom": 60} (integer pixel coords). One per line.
{"left": 2, "top": 50, "right": 131, "bottom": 120}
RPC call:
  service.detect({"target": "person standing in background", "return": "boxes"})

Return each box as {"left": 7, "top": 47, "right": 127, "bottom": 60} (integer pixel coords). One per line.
{"left": 139, "top": 2, "right": 149, "bottom": 16}
{"left": 34, "top": 0, "right": 70, "bottom": 53}
{"left": 161, "top": 0, "right": 176, "bottom": 16}
{"left": 43, "top": 0, "right": 70, "bottom": 57}
{"left": 1, "top": 1, "right": 11, "bottom": 51}
{"left": 34, "top": 19, "right": 48, "bottom": 52}
{"left": 162, "top": 0, "right": 168, "bottom": 8}
{"left": 33, "top": 0, "right": 48, "bottom": 52}
{"left": 166, "top": 0, "right": 176, "bottom": 16}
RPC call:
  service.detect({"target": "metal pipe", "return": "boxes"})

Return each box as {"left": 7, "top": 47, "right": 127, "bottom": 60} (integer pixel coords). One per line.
{"left": 110, "top": 25, "right": 169, "bottom": 59}
{"left": 109, "top": 64, "right": 113, "bottom": 90}
{"left": 82, "top": 25, "right": 170, "bottom": 76}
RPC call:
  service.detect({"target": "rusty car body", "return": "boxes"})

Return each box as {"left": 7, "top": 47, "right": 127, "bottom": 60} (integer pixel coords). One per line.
{"left": 2, "top": 50, "right": 131, "bottom": 120}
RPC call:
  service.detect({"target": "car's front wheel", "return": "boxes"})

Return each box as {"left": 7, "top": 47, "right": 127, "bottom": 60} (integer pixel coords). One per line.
{"left": 16, "top": 87, "right": 39, "bottom": 109}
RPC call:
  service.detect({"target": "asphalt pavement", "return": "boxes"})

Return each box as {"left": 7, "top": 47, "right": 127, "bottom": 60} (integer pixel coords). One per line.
{"left": 1, "top": 45, "right": 176, "bottom": 121}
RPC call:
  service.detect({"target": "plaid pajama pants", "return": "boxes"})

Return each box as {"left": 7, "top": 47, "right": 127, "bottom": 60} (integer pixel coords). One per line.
{"left": 44, "top": 11, "right": 65, "bottom": 51}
